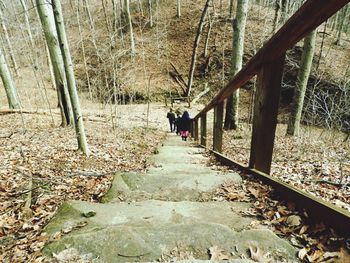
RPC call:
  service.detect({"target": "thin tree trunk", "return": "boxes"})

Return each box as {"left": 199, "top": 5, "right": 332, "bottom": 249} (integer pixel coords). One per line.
{"left": 186, "top": 0, "right": 211, "bottom": 97}
{"left": 272, "top": 0, "right": 281, "bottom": 34}
{"left": 0, "top": 8, "right": 19, "bottom": 76}
{"left": 148, "top": 0, "right": 153, "bottom": 27}
{"left": 0, "top": 46, "right": 20, "bottom": 109}
{"left": 111, "top": 0, "right": 118, "bottom": 31}
{"left": 138, "top": 0, "right": 144, "bottom": 16}
{"left": 52, "top": 0, "right": 89, "bottom": 155}
{"left": 287, "top": 30, "right": 317, "bottom": 136}
{"left": 280, "top": 0, "right": 288, "bottom": 24}
{"left": 316, "top": 21, "right": 327, "bottom": 71}
{"left": 19, "top": 0, "right": 34, "bottom": 46}
{"left": 335, "top": 5, "right": 348, "bottom": 45}
{"left": 36, "top": 0, "right": 72, "bottom": 127}
{"left": 101, "top": 0, "right": 112, "bottom": 32}
{"left": 81, "top": 0, "right": 100, "bottom": 60}
{"left": 204, "top": 12, "right": 213, "bottom": 58}
{"left": 224, "top": 0, "right": 249, "bottom": 130}
{"left": 229, "top": 0, "right": 234, "bottom": 18}
{"left": 177, "top": 0, "right": 181, "bottom": 18}
{"left": 76, "top": 0, "right": 92, "bottom": 100}
{"left": 124, "top": 0, "right": 136, "bottom": 55}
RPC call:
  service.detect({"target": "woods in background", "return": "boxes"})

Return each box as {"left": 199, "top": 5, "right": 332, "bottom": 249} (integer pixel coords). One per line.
{"left": 0, "top": 0, "right": 349, "bottom": 138}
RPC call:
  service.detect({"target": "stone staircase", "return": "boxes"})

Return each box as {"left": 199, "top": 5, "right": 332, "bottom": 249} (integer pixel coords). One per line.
{"left": 43, "top": 134, "right": 297, "bottom": 262}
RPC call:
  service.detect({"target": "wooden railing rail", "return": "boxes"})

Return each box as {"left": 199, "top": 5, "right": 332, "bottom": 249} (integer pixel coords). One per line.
{"left": 194, "top": 0, "right": 349, "bottom": 119}
{"left": 192, "top": 0, "right": 350, "bottom": 236}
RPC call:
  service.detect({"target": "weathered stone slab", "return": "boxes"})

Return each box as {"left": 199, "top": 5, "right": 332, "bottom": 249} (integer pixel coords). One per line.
{"left": 44, "top": 200, "right": 296, "bottom": 262}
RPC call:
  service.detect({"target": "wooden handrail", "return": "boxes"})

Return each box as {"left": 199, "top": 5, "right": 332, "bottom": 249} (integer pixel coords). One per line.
{"left": 194, "top": 0, "right": 349, "bottom": 119}
{"left": 192, "top": 0, "right": 350, "bottom": 234}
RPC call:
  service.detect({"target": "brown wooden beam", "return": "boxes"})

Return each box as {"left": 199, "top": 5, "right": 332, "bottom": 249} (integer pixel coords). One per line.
{"left": 249, "top": 54, "right": 286, "bottom": 174}
{"left": 194, "top": 0, "right": 349, "bottom": 119}
{"left": 213, "top": 101, "right": 224, "bottom": 153}
{"left": 194, "top": 119, "right": 199, "bottom": 141}
{"left": 200, "top": 113, "right": 207, "bottom": 147}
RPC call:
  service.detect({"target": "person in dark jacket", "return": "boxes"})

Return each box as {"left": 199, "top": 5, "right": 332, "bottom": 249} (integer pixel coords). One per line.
{"left": 178, "top": 111, "right": 191, "bottom": 141}
{"left": 174, "top": 113, "right": 181, "bottom": 135}
{"left": 166, "top": 108, "right": 176, "bottom": 132}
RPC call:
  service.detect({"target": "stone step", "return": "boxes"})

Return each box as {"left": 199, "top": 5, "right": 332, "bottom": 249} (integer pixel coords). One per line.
{"left": 43, "top": 200, "right": 297, "bottom": 262}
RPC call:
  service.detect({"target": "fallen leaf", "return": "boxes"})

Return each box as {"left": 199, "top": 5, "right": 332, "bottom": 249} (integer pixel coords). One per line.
{"left": 286, "top": 215, "right": 301, "bottom": 227}
{"left": 298, "top": 247, "right": 309, "bottom": 260}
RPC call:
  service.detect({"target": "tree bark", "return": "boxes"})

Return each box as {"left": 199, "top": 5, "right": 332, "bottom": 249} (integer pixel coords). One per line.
{"left": 335, "top": 4, "right": 348, "bottom": 45}
{"left": 177, "top": 0, "right": 181, "bottom": 18}
{"left": 272, "top": 0, "right": 281, "bottom": 33}
{"left": 148, "top": 0, "right": 153, "bottom": 27}
{"left": 286, "top": 30, "right": 317, "bottom": 136}
{"left": 75, "top": 0, "right": 92, "bottom": 100}
{"left": 52, "top": 0, "right": 89, "bottom": 155}
{"left": 204, "top": 12, "right": 213, "bottom": 58}
{"left": 124, "top": 0, "right": 136, "bottom": 55}
{"left": 224, "top": 0, "right": 249, "bottom": 130}
{"left": 186, "top": 0, "right": 211, "bottom": 97}
{"left": 0, "top": 8, "right": 19, "bottom": 76}
{"left": 0, "top": 46, "right": 20, "bottom": 109}
{"left": 36, "top": 0, "right": 72, "bottom": 126}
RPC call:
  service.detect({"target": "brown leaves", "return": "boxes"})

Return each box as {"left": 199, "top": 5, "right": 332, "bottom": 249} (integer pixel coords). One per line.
{"left": 298, "top": 247, "right": 350, "bottom": 262}
{"left": 0, "top": 113, "right": 165, "bottom": 261}
{"left": 215, "top": 173, "right": 350, "bottom": 263}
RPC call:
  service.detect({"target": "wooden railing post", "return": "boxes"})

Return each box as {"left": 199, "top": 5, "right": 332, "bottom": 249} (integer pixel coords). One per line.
{"left": 194, "top": 119, "right": 199, "bottom": 141}
{"left": 249, "top": 54, "right": 286, "bottom": 174}
{"left": 200, "top": 113, "right": 207, "bottom": 147}
{"left": 213, "top": 101, "right": 224, "bottom": 152}
{"left": 190, "top": 120, "right": 195, "bottom": 138}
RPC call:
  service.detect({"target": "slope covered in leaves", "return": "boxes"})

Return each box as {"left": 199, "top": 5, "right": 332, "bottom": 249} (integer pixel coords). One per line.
{"left": 0, "top": 104, "right": 167, "bottom": 262}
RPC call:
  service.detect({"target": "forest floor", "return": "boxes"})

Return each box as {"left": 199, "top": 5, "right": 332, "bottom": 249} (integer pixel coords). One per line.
{"left": 222, "top": 123, "right": 350, "bottom": 212}
{"left": 1, "top": 100, "right": 349, "bottom": 262}
{"left": 0, "top": 101, "right": 173, "bottom": 261}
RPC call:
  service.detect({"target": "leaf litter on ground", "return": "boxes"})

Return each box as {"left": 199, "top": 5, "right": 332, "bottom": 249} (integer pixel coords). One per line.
{"left": 210, "top": 155, "right": 350, "bottom": 263}
{"left": 0, "top": 106, "right": 167, "bottom": 262}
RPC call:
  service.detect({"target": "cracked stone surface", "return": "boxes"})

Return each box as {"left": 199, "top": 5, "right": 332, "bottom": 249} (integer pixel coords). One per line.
{"left": 43, "top": 134, "right": 298, "bottom": 262}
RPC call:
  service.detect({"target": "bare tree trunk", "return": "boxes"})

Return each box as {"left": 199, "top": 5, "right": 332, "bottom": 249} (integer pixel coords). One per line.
{"left": 0, "top": 8, "right": 19, "bottom": 76}
{"left": 287, "top": 30, "right": 317, "bottom": 136}
{"left": 148, "top": 0, "right": 153, "bottom": 27}
{"left": 111, "top": 0, "right": 118, "bottom": 31}
{"left": 76, "top": 0, "right": 92, "bottom": 100}
{"left": 177, "top": 0, "right": 181, "bottom": 18}
{"left": 19, "top": 0, "right": 34, "bottom": 46}
{"left": 138, "top": 0, "right": 144, "bottom": 16}
{"left": 204, "top": 12, "right": 213, "bottom": 58}
{"left": 229, "top": 0, "right": 235, "bottom": 18}
{"left": 36, "top": 0, "right": 72, "bottom": 127}
{"left": 224, "top": 0, "right": 249, "bottom": 130}
{"left": 335, "top": 4, "right": 348, "bottom": 45}
{"left": 0, "top": 46, "right": 20, "bottom": 109}
{"left": 316, "top": 20, "right": 327, "bottom": 70}
{"left": 280, "top": 0, "right": 289, "bottom": 24}
{"left": 52, "top": 0, "right": 89, "bottom": 155}
{"left": 186, "top": 0, "right": 211, "bottom": 97}
{"left": 101, "top": 0, "right": 112, "bottom": 32}
{"left": 272, "top": 0, "right": 281, "bottom": 33}
{"left": 124, "top": 0, "right": 136, "bottom": 55}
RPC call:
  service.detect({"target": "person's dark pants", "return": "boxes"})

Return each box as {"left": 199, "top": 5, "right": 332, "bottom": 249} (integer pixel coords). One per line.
{"left": 169, "top": 120, "right": 175, "bottom": 132}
